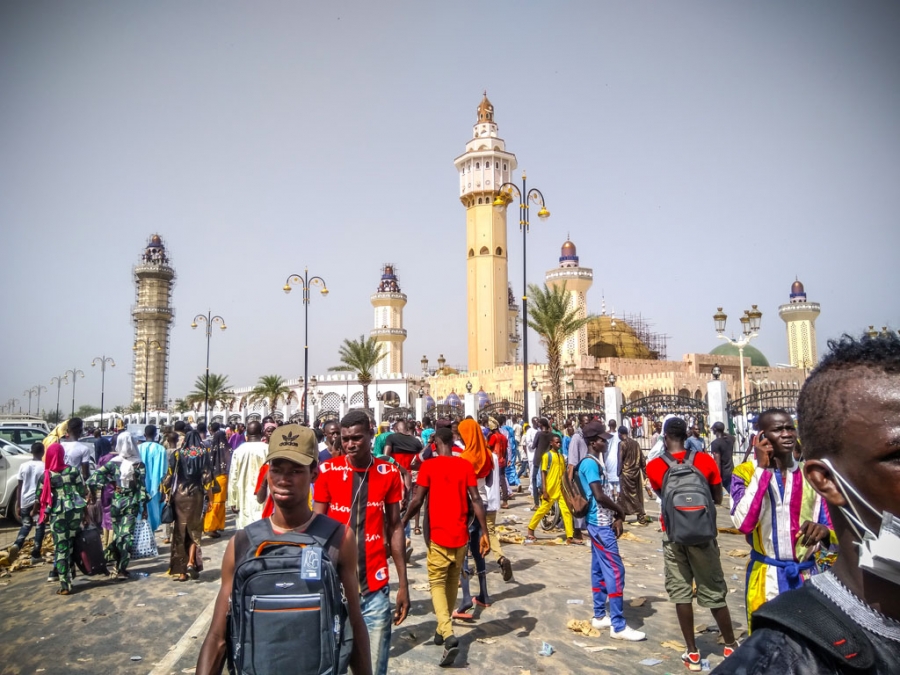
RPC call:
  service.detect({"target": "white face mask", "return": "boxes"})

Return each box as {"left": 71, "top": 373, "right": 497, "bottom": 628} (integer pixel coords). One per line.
{"left": 822, "top": 458, "right": 900, "bottom": 585}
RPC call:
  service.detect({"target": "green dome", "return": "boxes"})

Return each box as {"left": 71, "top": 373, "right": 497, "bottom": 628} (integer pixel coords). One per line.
{"left": 709, "top": 343, "right": 770, "bottom": 367}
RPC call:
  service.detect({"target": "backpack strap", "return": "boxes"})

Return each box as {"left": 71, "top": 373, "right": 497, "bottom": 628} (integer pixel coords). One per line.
{"left": 685, "top": 449, "right": 698, "bottom": 467}
{"left": 661, "top": 450, "right": 679, "bottom": 468}
{"left": 752, "top": 584, "right": 875, "bottom": 670}
{"left": 303, "top": 514, "right": 343, "bottom": 552}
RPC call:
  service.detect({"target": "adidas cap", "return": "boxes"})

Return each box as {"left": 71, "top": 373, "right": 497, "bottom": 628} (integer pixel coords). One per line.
{"left": 267, "top": 424, "right": 318, "bottom": 466}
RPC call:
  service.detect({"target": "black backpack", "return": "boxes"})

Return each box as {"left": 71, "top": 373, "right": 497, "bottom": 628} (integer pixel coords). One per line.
{"left": 563, "top": 455, "right": 601, "bottom": 519}
{"left": 660, "top": 450, "right": 717, "bottom": 546}
{"left": 227, "top": 516, "right": 352, "bottom": 675}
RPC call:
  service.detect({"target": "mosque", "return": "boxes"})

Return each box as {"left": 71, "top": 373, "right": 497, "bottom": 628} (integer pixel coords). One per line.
{"left": 126, "top": 95, "right": 818, "bottom": 429}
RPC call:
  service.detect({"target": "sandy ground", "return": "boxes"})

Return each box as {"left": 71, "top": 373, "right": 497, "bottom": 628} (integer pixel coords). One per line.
{"left": 0, "top": 495, "right": 752, "bottom": 675}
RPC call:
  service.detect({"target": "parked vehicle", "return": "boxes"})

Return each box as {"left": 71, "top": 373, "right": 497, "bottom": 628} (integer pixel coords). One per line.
{"left": 0, "top": 426, "right": 48, "bottom": 451}
{"left": 0, "top": 415, "right": 50, "bottom": 432}
{"left": 0, "top": 438, "right": 29, "bottom": 523}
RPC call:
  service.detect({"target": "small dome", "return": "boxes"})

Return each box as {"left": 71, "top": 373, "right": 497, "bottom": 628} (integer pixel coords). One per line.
{"left": 709, "top": 343, "right": 770, "bottom": 367}
{"left": 791, "top": 279, "right": 805, "bottom": 295}
{"left": 561, "top": 240, "right": 577, "bottom": 256}
{"left": 477, "top": 92, "right": 494, "bottom": 123}
{"left": 148, "top": 234, "right": 163, "bottom": 248}
{"left": 476, "top": 388, "right": 490, "bottom": 409}
{"left": 444, "top": 392, "right": 461, "bottom": 407}
{"left": 424, "top": 395, "right": 435, "bottom": 410}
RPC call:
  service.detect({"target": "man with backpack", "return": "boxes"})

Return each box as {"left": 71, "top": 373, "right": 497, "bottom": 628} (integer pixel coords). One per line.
{"left": 314, "top": 410, "right": 410, "bottom": 675}
{"left": 196, "top": 423, "right": 372, "bottom": 675}
{"left": 578, "top": 421, "right": 646, "bottom": 641}
{"left": 647, "top": 417, "right": 739, "bottom": 671}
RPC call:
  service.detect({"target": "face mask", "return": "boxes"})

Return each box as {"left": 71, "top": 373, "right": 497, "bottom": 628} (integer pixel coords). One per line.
{"left": 821, "top": 458, "right": 900, "bottom": 585}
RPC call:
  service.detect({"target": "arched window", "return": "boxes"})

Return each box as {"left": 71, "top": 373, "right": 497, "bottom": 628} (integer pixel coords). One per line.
{"left": 495, "top": 162, "right": 499, "bottom": 169}
{"left": 468, "top": 249, "right": 475, "bottom": 258}
{"left": 495, "top": 247, "right": 503, "bottom": 256}
{"left": 477, "top": 197, "right": 482, "bottom": 204}
{"left": 479, "top": 246, "right": 489, "bottom": 255}
{"left": 475, "top": 162, "right": 480, "bottom": 169}
{"left": 503, "top": 163, "right": 507, "bottom": 171}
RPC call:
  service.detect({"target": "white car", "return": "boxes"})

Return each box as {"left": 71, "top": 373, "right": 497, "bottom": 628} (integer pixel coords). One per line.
{"left": 0, "top": 438, "right": 30, "bottom": 523}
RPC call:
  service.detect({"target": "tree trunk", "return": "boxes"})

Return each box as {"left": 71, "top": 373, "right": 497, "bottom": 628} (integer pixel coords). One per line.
{"left": 361, "top": 383, "right": 370, "bottom": 411}
{"left": 548, "top": 341, "right": 562, "bottom": 403}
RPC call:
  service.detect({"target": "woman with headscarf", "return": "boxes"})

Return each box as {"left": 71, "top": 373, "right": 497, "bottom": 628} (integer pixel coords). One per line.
{"left": 202, "top": 429, "right": 231, "bottom": 538}
{"left": 32, "top": 443, "right": 87, "bottom": 595}
{"left": 163, "top": 429, "right": 212, "bottom": 581}
{"left": 88, "top": 433, "right": 149, "bottom": 579}
{"left": 454, "top": 418, "right": 495, "bottom": 616}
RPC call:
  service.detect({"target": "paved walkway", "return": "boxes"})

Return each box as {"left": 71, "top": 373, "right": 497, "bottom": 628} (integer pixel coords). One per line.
{"left": 1, "top": 497, "right": 752, "bottom": 674}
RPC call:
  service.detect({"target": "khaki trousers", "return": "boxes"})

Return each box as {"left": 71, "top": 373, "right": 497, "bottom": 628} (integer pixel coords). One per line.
{"left": 486, "top": 511, "right": 504, "bottom": 562}
{"left": 427, "top": 541, "right": 466, "bottom": 638}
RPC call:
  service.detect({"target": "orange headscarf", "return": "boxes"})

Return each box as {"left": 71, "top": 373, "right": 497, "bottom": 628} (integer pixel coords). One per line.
{"left": 458, "top": 418, "right": 493, "bottom": 479}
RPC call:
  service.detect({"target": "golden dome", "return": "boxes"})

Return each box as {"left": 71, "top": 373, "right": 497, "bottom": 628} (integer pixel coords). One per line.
{"left": 561, "top": 240, "right": 577, "bottom": 256}
{"left": 791, "top": 279, "right": 805, "bottom": 295}
{"left": 477, "top": 92, "right": 494, "bottom": 123}
{"left": 587, "top": 315, "right": 656, "bottom": 360}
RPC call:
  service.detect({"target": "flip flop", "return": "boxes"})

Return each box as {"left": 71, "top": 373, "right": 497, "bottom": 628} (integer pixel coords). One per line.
{"left": 451, "top": 610, "right": 474, "bottom": 620}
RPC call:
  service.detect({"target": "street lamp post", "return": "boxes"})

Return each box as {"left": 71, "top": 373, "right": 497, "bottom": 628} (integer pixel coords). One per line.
{"left": 91, "top": 355, "right": 116, "bottom": 431}
{"left": 191, "top": 311, "right": 227, "bottom": 424}
{"left": 713, "top": 305, "right": 763, "bottom": 418}
{"left": 283, "top": 269, "right": 329, "bottom": 425}
{"left": 34, "top": 384, "right": 47, "bottom": 417}
{"left": 51, "top": 375, "right": 68, "bottom": 423}
{"left": 7, "top": 398, "right": 19, "bottom": 414}
{"left": 64, "top": 369, "right": 85, "bottom": 417}
{"left": 493, "top": 172, "right": 550, "bottom": 422}
{"left": 24, "top": 387, "right": 40, "bottom": 416}
{"left": 133, "top": 339, "right": 162, "bottom": 424}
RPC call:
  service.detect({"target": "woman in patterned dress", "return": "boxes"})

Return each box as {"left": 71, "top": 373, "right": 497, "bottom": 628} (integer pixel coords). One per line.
{"left": 88, "top": 433, "right": 149, "bottom": 579}
{"left": 33, "top": 443, "right": 87, "bottom": 595}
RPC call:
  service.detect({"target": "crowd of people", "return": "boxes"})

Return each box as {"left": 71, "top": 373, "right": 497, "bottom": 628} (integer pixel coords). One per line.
{"left": 6, "top": 331, "right": 900, "bottom": 673}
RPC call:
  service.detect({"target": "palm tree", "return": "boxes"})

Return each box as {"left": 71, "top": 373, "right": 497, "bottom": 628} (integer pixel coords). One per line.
{"left": 185, "top": 373, "right": 235, "bottom": 414}
{"left": 526, "top": 281, "right": 595, "bottom": 403}
{"left": 173, "top": 398, "right": 190, "bottom": 414}
{"left": 246, "top": 375, "right": 297, "bottom": 413}
{"left": 329, "top": 335, "right": 386, "bottom": 411}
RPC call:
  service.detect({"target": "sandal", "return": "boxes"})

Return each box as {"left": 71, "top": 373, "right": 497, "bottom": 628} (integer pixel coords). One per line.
{"left": 176, "top": 574, "right": 189, "bottom": 582}
{"left": 567, "top": 538, "right": 586, "bottom": 546}
{"left": 56, "top": 589, "right": 72, "bottom": 596}
{"left": 187, "top": 565, "right": 199, "bottom": 580}
{"left": 452, "top": 610, "right": 474, "bottom": 620}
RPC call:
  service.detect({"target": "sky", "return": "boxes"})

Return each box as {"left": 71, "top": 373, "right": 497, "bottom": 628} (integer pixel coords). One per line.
{"left": 1, "top": 1, "right": 899, "bottom": 414}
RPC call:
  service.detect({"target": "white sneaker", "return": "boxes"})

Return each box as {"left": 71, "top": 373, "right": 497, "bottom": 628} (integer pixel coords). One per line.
{"left": 591, "top": 616, "right": 611, "bottom": 629}
{"left": 610, "top": 625, "right": 646, "bottom": 641}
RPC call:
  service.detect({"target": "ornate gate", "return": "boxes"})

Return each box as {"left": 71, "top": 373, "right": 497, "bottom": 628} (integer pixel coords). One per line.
{"left": 480, "top": 400, "right": 524, "bottom": 419}
{"left": 620, "top": 395, "right": 709, "bottom": 431}
{"left": 382, "top": 406, "right": 415, "bottom": 422}
{"left": 541, "top": 397, "right": 605, "bottom": 421}
{"left": 431, "top": 403, "right": 465, "bottom": 421}
{"left": 726, "top": 387, "right": 801, "bottom": 418}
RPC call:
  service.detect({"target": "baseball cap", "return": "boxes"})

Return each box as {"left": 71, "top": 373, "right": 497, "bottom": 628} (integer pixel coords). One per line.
{"left": 582, "top": 420, "right": 612, "bottom": 441}
{"left": 267, "top": 424, "right": 318, "bottom": 466}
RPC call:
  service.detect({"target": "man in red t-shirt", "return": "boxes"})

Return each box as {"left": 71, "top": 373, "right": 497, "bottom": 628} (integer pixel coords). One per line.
{"left": 314, "top": 410, "right": 409, "bottom": 675}
{"left": 646, "top": 417, "right": 738, "bottom": 671}
{"left": 403, "top": 427, "right": 490, "bottom": 668}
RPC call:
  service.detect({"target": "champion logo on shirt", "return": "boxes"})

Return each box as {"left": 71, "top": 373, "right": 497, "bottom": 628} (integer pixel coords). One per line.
{"left": 375, "top": 567, "right": 387, "bottom": 582}
{"left": 376, "top": 463, "right": 392, "bottom": 475}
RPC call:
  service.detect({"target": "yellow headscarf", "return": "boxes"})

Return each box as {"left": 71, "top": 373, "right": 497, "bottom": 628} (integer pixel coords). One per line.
{"left": 43, "top": 420, "right": 68, "bottom": 449}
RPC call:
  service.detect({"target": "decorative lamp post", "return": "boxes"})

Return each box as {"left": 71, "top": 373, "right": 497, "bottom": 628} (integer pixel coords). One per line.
{"left": 711, "top": 364, "right": 722, "bottom": 380}
{"left": 133, "top": 339, "right": 162, "bottom": 424}
{"left": 50, "top": 375, "right": 67, "bottom": 423}
{"left": 64, "top": 369, "right": 85, "bottom": 417}
{"left": 24, "top": 386, "right": 42, "bottom": 416}
{"left": 418, "top": 387, "right": 425, "bottom": 398}
{"left": 493, "top": 173, "right": 550, "bottom": 422}
{"left": 437, "top": 354, "right": 446, "bottom": 372}
{"left": 713, "top": 305, "right": 763, "bottom": 416}
{"left": 465, "top": 381, "right": 473, "bottom": 394}
{"left": 33, "top": 384, "right": 47, "bottom": 417}
{"left": 530, "top": 377, "right": 538, "bottom": 391}
{"left": 7, "top": 398, "right": 19, "bottom": 414}
{"left": 283, "top": 269, "right": 329, "bottom": 425}
{"left": 866, "top": 325, "right": 879, "bottom": 338}
{"left": 191, "top": 311, "right": 227, "bottom": 424}
{"left": 91, "top": 355, "right": 116, "bottom": 431}
{"left": 606, "top": 373, "right": 617, "bottom": 387}
{"left": 421, "top": 355, "right": 429, "bottom": 374}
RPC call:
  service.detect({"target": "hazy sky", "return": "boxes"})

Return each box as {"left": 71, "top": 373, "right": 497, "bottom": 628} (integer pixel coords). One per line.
{"left": 2, "top": 1, "right": 898, "bottom": 413}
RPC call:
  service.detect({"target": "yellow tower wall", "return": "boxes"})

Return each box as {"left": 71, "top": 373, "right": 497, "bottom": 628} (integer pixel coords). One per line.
{"left": 466, "top": 202, "right": 510, "bottom": 370}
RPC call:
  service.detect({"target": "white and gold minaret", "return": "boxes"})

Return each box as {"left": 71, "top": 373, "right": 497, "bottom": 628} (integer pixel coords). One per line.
{"left": 370, "top": 264, "right": 407, "bottom": 376}
{"left": 132, "top": 235, "right": 175, "bottom": 409}
{"left": 778, "top": 279, "right": 820, "bottom": 371}
{"left": 546, "top": 239, "right": 593, "bottom": 359}
{"left": 454, "top": 93, "right": 517, "bottom": 371}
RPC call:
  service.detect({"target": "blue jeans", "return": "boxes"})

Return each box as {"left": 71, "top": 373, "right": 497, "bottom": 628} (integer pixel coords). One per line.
{"left": 360, "top": 585, "right": 392, "bottom": 675}
{"left": 588, "top": 524, "right": 626, "bottom": 631}
{"left": 14, "top": 508, "right": 46, "bottom": 557}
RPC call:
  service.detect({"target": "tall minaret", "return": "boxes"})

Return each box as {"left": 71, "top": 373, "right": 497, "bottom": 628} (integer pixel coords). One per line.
{"left": 778, "top": 279, "right": 820, "bottom": 371}
{"left": 454, "top": 93, "right": 518, "bottom": 370}
{"left": 545, "top": 239, "right": 593, "bottom": 359}
{"left": 132, "top": 234, "right": 175, "bottom": 409}
{"left": 370, "top": 264, "right": 407, "bottom": 376}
